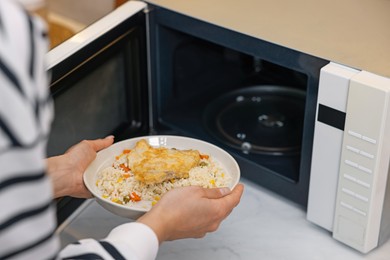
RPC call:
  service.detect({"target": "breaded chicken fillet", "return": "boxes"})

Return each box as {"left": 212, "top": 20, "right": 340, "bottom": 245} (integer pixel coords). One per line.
{"left": 127, "top": 139, "right": 200, "bottom": 184}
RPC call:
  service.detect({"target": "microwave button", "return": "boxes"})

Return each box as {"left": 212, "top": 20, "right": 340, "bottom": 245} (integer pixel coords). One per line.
{"left": 346, "top": 145, "right": 360, "bottom": 154}
{"left": 355, "top": 178, "right": 371, "bottom": 189}
{"left": 358, "top": 165, "right": 372, "bottom": 174}
{"left": 359, "top": 150, "right": 374, "bottom": 159}
{"left": 345, "top": 159, "right": 359, "bottom": 168}
{"left": 341, "top": 188, "right": 369, "bottom": 202}
{"left": 361, "top": 135, "right": 377, "bottom": 144}
{"left": 343, "top": 174, "right": 371, "bottom": 189}
{"left": 340, "top": 201, "right": 367, "bottom": 217}
{"left": 348, "top": 130, "right": 362, "bottom": 139}
{"left": 354, "top": 193, "right": 369, "bottom": 202}
{"left": 344, "top": 160, "right": 372, "bottom": 174}
{"left": 346, "top": 145, "right": 375, "bottom": 159}
{"left": 352, "top": 207, "right": 367, "bottom": 217}
{"left": 342, "top": 187, "right": 355, "bottom": 196}
{"left": 343, "top": 173, "right": 357, "bottom": 182}
{"left": 340, "top": 201, "right": 354, "bottom": 210}
{"left": 334, "top": 216, "right": 365, "bottom": 247}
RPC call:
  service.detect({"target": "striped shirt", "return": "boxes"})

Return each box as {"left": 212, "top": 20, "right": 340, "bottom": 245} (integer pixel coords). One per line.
{"left": 0, "top": 1, "right": 158, "bottom": 259}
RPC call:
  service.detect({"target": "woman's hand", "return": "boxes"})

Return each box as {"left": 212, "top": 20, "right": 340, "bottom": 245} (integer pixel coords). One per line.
{"left": 46, "top": 135, "right": 114, "bottom": 199}
{"left": 137, "top": 183, "right": 244, "bottom": 243}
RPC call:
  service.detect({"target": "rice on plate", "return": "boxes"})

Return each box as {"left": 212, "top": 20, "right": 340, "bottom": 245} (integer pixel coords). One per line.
{"left": 84, "top": 135, "right": 240, "bottom": 219}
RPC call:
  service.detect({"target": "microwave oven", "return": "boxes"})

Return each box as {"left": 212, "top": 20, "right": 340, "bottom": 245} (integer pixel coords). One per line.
{"left": 46, "top": 1, "right": 327, "bottom": 221}
{"left": 45, "top": 1, "right": 390, "bottom": 254}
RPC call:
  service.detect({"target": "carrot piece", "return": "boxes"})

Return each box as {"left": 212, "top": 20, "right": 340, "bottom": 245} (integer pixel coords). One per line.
{"left": 130, "top": 192, "right": 141, "bottom": 202}
{"left": 119, "top": 163, "right": 130, "bottom": 172}
{"left": 200, "top": 154, "right": 209, "bottom": 159}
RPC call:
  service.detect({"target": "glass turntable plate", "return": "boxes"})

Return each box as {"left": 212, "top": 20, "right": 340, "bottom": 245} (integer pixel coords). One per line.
{"left": 203, "top": 85, "right": 306, "bottom": 156}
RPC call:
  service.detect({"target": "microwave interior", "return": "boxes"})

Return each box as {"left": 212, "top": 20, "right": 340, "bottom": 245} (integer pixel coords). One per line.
{"left": 158, "top": 34, "right": 307, "bottom": 178}
{"left": 147, "top": 8, "right": 328, "bottom": 206}
{"left": 47, "top": 6, "right": 328, "bottom": 223}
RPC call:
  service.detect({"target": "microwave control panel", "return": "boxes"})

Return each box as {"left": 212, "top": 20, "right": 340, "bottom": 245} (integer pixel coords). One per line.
{"left": 307, "top": 62, "right": 359, "bottom": 231}
{"left": 333, "top": 71, "right": 390, "bottom": 253}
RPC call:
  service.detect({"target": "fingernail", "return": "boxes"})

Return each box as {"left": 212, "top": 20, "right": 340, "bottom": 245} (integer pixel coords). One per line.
{"left": 105, "top": 135, "right": 115, "bottom": 139}
{"left": 219, "top": 187, "right": 231, "bottom": 196}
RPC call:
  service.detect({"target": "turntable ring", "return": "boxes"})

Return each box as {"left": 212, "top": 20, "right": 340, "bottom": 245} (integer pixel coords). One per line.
{"left": 203, "top": 85, "right": 306, "bottom": 156}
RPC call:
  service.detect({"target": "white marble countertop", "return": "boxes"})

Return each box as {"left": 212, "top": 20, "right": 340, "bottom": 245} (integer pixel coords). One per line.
{"left": 58, "top": 178, "right": 390, "bottom": 259}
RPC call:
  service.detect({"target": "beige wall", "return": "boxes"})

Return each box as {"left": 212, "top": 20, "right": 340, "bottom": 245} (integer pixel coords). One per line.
{"left": 47, "top": 0, "right": 115, "bottom": 25}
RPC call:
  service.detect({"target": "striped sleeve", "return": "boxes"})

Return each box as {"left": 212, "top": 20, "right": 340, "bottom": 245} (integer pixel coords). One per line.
{"left": 0, "top": 0, "right": 58, "bottom": 259}
{"left": 59, "top": 223, "right": 159, "bottom": 260}
{"left": 1, "top": 1, "right": 159, "bottom": 259}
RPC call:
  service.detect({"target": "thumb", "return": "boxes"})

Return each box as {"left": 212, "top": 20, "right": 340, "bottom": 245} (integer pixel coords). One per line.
{"left": 88, "top": 135, "right": 115, "bottom": 152}
{"left": 202, "top": 187, "right": 231, "bottom": 199}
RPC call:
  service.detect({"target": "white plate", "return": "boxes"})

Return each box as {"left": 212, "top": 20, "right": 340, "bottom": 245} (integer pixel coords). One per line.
{"left": 83, "top": 135, "right": 240, "bottom": 219}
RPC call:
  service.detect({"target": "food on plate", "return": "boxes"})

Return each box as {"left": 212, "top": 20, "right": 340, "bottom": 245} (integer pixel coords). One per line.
{"left": 96, "top": 139, "right": 231, "bottom": 207}
{"left": 127, "top": 139, "right": 201, "bottom": 184}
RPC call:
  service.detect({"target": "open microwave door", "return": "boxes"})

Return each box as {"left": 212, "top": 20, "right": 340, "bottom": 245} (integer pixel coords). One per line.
{"left": 46, "top": 1, "right": 149, "bottom": 224}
